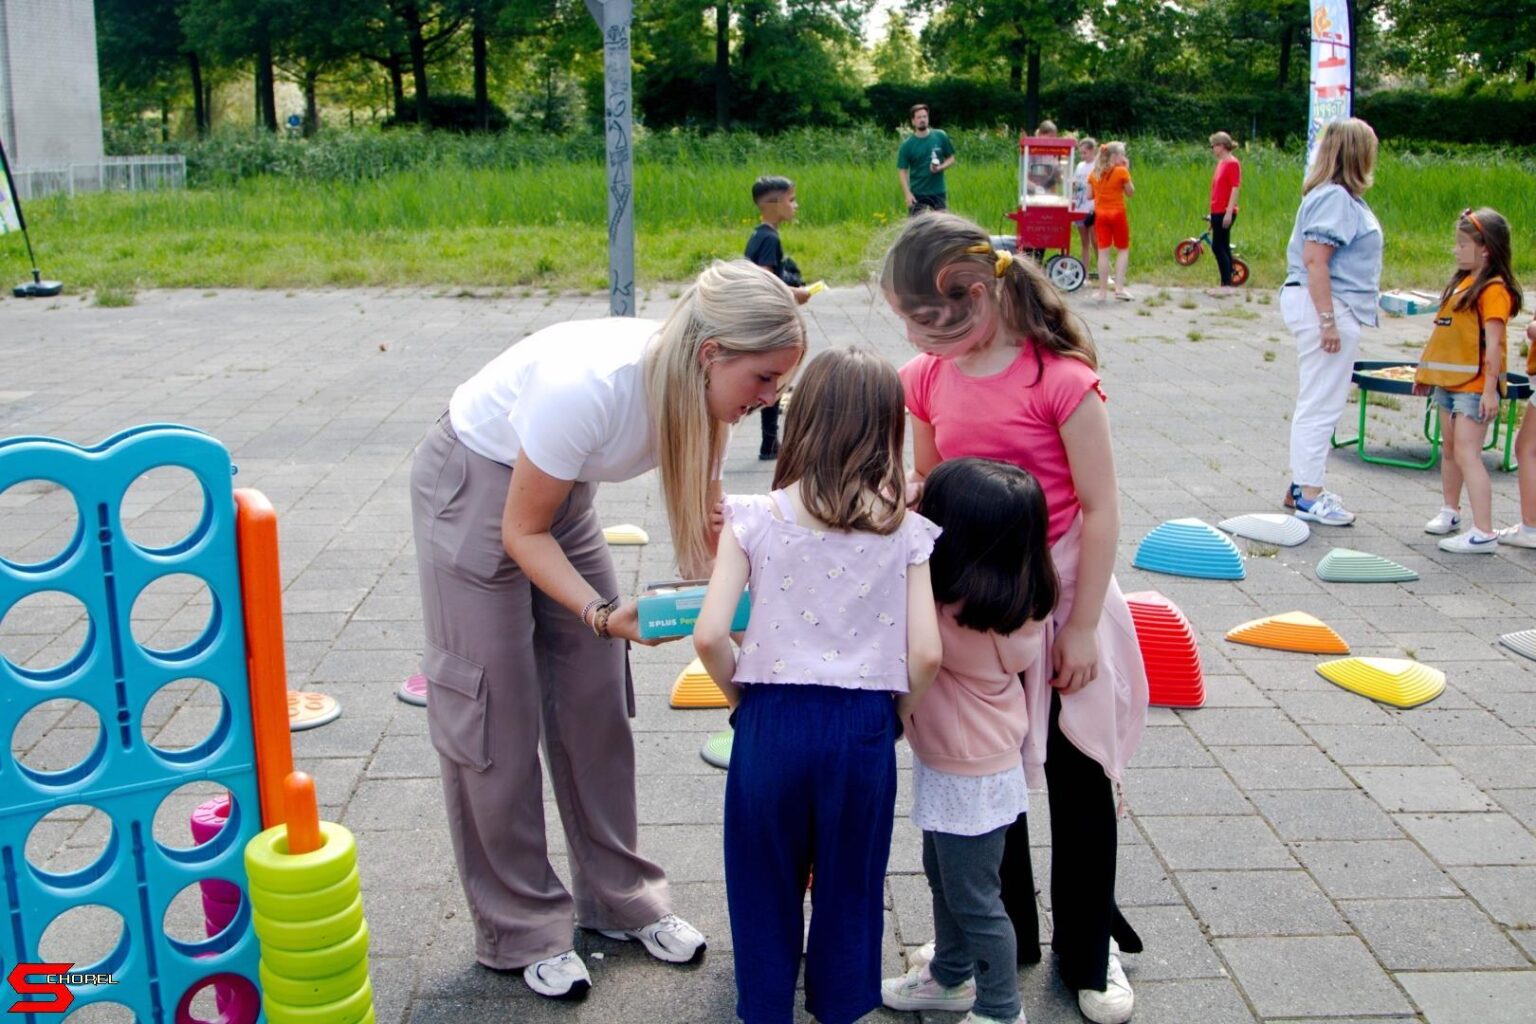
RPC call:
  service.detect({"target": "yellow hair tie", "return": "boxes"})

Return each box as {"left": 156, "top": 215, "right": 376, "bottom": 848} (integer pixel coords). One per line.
{"left": 964, "top": 241, "right": 1014, "bottom": 277}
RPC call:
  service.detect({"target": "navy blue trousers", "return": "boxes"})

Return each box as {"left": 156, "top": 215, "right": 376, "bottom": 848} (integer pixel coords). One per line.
{"left": 724, "top": 684, "right": 898, "bottom": 1024}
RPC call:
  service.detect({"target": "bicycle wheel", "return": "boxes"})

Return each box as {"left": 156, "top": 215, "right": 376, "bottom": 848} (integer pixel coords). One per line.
{"left": 1174, "top": 239, "right": 1202, "bottom": 266}
{"left": 1230, "top": 258, "right": 1250, "bottom": 286}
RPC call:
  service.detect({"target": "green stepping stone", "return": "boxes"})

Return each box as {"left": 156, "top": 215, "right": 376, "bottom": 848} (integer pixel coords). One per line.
{"left": 1316, "top": 548, "right": 1418, "bottom": 583}
{"left": 700, "top": 728, "right": 733, "bottom": 769}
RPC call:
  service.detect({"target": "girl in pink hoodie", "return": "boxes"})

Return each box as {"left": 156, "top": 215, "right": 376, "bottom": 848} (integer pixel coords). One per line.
{"left": 881, "top": 458, "right": 1057, "bottom": 1024}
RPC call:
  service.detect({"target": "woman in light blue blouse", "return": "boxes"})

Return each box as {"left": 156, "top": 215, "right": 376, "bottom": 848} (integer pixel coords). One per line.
{"left": 1280, "top": 118, "right": 1383, "bottom": 526}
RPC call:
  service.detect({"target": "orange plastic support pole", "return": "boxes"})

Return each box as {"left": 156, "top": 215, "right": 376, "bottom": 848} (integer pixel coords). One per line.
{"left": 283, "top": 772, "right": 323, "bottom": 855}
{"left": 235, "top": 488, "right": 295, "bottom": 829}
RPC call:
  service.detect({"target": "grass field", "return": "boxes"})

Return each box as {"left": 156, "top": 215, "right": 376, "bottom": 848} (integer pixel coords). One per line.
{"left": 4, "top": 136, "right": 1534, "bottom": 297}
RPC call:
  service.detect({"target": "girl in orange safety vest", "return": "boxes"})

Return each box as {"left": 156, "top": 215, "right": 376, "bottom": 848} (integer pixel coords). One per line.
{"left": 1414, "top": 207, "right": 1523, "bottom": 554}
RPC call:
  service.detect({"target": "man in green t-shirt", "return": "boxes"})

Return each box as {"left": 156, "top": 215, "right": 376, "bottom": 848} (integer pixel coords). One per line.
{"left": 897, "top": 103, "right": 956, "bottom": 216}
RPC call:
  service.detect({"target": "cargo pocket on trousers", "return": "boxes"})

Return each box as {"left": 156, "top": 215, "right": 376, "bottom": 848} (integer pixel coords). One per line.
{"left": 423, "top": 641, "right": 491, "bottom": 771}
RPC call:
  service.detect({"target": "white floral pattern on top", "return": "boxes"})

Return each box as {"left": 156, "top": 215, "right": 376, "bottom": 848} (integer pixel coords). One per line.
{"left": 911, "top": 760, "right": 1029, "bottom": 836}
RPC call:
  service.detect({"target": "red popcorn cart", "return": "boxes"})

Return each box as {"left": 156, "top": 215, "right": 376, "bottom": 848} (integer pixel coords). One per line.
{"left": 1003, "top": 135, "right": 1087, "bottom": 293}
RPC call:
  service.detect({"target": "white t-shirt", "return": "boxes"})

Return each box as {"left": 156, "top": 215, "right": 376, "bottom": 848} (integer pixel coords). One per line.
{"left": 1071, "top": 160, "right": 1095, "bottom": 213}
{"left": 449, "top": 317, "right": 660, "bottom": 481}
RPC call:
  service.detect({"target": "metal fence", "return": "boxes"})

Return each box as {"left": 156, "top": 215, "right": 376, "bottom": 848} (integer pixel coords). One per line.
{"left": 10, "top": 155, "right": 186, "bottom": 199}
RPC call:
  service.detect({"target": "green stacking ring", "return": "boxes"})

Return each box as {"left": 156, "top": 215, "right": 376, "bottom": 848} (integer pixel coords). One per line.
{"left": 260, "top": 921, "right": 371, "bottom": 979}
{"left": 259, "top": 957, "right": 370, "bottom": 1006}
{"left": 253, "top": 893, "right": 365, "bottom": 951}
{"left": 263, "top": 978, "right": 373, "bottom": 1024}
{"left": 250, "top": 866, "right": 361, "bottom": 921}
{"left": 245, "top": 821, "right": 357, "bottom": 894}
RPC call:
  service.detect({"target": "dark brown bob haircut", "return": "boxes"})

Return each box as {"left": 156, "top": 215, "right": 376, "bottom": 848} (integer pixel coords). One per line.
{"left": 919, "top": 457, "right": 1058, "bottom": 634}
{"left": 772, "top": 347, "right": 906, "bottom": 535}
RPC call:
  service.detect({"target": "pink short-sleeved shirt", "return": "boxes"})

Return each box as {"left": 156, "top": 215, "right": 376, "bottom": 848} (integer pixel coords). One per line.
{"left": 901, "top": 344, "right": 1104, "bottom": 545}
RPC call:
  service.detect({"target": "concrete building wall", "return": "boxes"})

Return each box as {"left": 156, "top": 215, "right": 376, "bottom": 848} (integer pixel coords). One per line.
{"left": 0, "top": 0, "right": 104, "bottom": 169}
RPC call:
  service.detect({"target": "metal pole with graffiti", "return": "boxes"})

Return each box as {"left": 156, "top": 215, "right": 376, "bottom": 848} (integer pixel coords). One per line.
{"left": 1305, "top": 0, "right": 1356, "bottom": 173}
{"left": 584, "top": 0, "right": 636, "bottom": 317}
{"left": 0, "top": 137, "right": 62, "bottom": 297}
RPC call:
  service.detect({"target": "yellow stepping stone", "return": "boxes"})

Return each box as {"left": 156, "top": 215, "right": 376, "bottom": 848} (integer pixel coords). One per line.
{"left": 670, "top": 658, "right": 729, "bottom": 709}
{"left": 603, "top": 523, "right": 649, "bottom": 545}
{"left": 1316, "top": 657, "right": 1445, "bottom": 709}
{"left": 1226, "top": 612, "right": 1349, "bottom": 654}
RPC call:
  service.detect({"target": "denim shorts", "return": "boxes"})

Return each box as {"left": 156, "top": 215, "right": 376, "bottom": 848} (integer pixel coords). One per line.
{"left": 1430, "top": 386, "right": 1487, "bottom": 423}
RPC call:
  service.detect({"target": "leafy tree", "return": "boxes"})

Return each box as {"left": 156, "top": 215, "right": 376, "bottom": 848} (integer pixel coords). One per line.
{"left": 871, "top": 11, "right": 924, "bottom": 84}
{"left": 98, "top": 0, "right": 211, "bottom": 137}
{"left": 1382, "top": 0, "right": 1536, "bottom": 84}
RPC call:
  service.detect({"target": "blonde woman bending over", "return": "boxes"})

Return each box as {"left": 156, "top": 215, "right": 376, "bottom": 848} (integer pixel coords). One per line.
{"left": 410, "top": 260, "right": 807, "bottom": 1000}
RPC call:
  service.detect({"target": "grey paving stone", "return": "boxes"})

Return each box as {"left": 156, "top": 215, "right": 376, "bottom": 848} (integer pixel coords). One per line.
{"left": 1115, "top": 903, "right": 1228, "bottom": 982}
{"left": 635, "top": 773, "right": 727, "bottom": 825}
{"left": 1441, "top": 746, "right": 1536, "bottom": 789}
{"left": 1124, "top": 767, "right": 1254, "bottom": 816}
{"left": 1129, "top": 978, "right": 1257, "bottom": 1024}
{"left": 1398, "top": 970, "right": 1536, "bottom": 1024}
{"left": 1182, "top": 707, "right": 1312, "bottom": 746}
{"left": 1208, "top": 743, "right": 1355, "bottom": 790}
{"left": 1395, "top": 812, "right": 1536, "bottom": 866}
{"left": 1492, "top": 788, "right": 1536, "bottom": 830}
{"left": 1178, "top": 869, "right": 1347, "bottom": 937}
{"left": 366, "top": 731, "right": 441, "bottom": 779}
{"left": 1446, "top": 866, "right": 1536, "bottom": 927}
{"left": 1269, "top": 689, "right": 1397, "bottom": 725}
{"left": 1137, "top": 816, "right": 1294, "bottom": 871}
{"left": 1128, "top": 725, "right": 1217, "bottom": 767}
{"left": 1345, "top": 765, "right": 1499, "bottom": 812}
{"left": 1302, "top": 723, "right": 1445, "bottom": 765}
{"left": 1293, "top": 839, "right": 1462, "bottom": 901}
{"left": 1512, "top": 928, "right": 1536, "bottom": 959}
{"left": 1339, "top": 897, "right": 1527, "bottom": 969}
{"left": 1404, "top": 707, "right": 1532, "bottom": 746}
{"left": 1249, "top": 789, "right": 1403, "bottom": 841}
{"left": 1215, "top": 935, "right": 1412, "bottom": 1018}
{"left": 343, "top": 776, "right": 448, "bottom": 832}
{"left": 1196, "top": 674, "right": 1275, "bottom": 708}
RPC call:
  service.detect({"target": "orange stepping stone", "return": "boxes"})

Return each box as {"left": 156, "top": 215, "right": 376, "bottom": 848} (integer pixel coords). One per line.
{"left": 1225, "top": 611, "right": 1349, "bottom": 654}
{"left": 670, "top": 658, "right": 729, "bottom": 709}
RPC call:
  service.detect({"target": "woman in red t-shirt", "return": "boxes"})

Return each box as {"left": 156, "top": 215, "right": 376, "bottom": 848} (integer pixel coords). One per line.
{"left": 1207, "top": 131, "right": 1242, "bottom": 295}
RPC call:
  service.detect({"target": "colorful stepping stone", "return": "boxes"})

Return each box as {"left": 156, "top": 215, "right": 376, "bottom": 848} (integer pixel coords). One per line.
{"left": 1315, "top": 657, "right": 1445, "bottom": 708}
{"left": 1124, "top": 591, "right": 1205, "bottom": 708}
{"left": 1497, "top": 629, "right": 1536, "bottom": 663}
{"left": 700, "top": 728, "right": 733, "bottom": 769}
{"left": 670, "top": 658, "right": 729, "bottom": 709}
{"left": 1225, "top": 612, "right": 1349, "bottom": 654}
{"left": 1315, "top": 548, "right": 1418, "bottom": 583}
{"left": 603, "top": 523, "right": 649, "bottom": 545}
{"left": 287, "top": 690, "right": 342, "bottom": 731}
{"left": 1133, "top": 518, "right": 1245, "bottom": 580}
{"left": 1217, "top": 513, "right": 1311, "bottom": 547}
{"left": 397, "top": 673, "right": 428, "bottom": 706}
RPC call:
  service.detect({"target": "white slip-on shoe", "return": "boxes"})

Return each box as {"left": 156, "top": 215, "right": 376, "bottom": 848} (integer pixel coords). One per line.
{"left": 881, "top": 963, "right": 977, "bottom": 1012}
{"left": 1077, "top": 943, "right": 1134, "bottom": 1024}
{"left": 1424, "top": 506, "right": 1462, "bottom": 535}
{"left": 522, "top": 949, "right": 591, "bottom": 1000}
{"left": 961, "top": 1011, "right": 1028, "bottom": 1024}
{"left": 598, "top": 913, "right": 706, "bottom": 964}
{"left": 1439, "top": 529, "right": 1499, "bottom": 554}
{"left": 1498, "top": 524, "right": 1536, "bottom": 548}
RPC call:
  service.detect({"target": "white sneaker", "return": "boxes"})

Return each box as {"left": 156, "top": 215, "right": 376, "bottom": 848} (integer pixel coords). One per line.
{"left": 1424, "top": 506, "right": 1462, "bottom": 535}
{"left": 907, "top": 940, "right": 935, "bottom": 969}
{"left": 1077, "top": 944, "right": 1134, "bottom": 1024}
{"left": 881, "top": 963, "right": 977, "bottom": 1012}
{"left": 961, "top": 1012, "right": 1027, "bottom": 1024}
{"left": 1438, "top": 529, "right": 1499, "bottom": 554}
{"left": 598, "top": 913, "right": 706, "bottom": 964}
{"left": 1293, "top": 490, "right": 1356, "bottom": 526}
{"left": 522, "top": 949, "right": 591, "bottom": 1000}
{"left": 1498, "top": 524, "right": 1536, "bottom": 548}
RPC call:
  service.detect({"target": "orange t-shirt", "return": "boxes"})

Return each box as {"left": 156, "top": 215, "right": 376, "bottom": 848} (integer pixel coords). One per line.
{"left": 1090, "top": 165, "right": 1131, "bottom": 213}
{"left": 1447, "top": 278, "right": 1515, "bottom": 393}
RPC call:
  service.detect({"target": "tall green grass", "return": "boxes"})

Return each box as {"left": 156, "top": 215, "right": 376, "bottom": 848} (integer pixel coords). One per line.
{"left": 5, "top": 133, "right": 1534, "bottom": 293}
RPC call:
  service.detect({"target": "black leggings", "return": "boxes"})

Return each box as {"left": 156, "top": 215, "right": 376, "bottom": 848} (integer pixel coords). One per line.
{"left": 1000, "top": 691, "right": 1142, "bottom": 991}
{"left": 1210, "top": 212, "right": 1237, "bottom": 286}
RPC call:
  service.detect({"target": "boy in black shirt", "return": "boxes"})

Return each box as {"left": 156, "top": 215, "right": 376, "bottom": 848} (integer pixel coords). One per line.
{"left": 745, "top": 175, "right": 810, "bottom": 459}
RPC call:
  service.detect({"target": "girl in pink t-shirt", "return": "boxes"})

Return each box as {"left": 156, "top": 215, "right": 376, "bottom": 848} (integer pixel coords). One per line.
{"left": 695, "top": 347, "right": 943, "bottom": 1024}
{"left": 882, "top": 211, "right": 1148, "bottom": 1024}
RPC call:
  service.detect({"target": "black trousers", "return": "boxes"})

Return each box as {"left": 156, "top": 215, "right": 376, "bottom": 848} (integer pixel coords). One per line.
{"left": 1000, "top": 691, "right": 1142, "bottom": 991}
{"left": 1210, "top": 212, "right": 1237, "bottom": 286}
{"left": 759, "top": 400, "right": 780, "bottom": 449}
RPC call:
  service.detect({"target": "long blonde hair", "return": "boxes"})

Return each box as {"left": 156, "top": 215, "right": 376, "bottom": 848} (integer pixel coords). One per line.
{"left": 1090, "top": 140, "right": 1125, "bottom": 183}
{"left": 771, "top": 348, "right": 906, "bottom": 535}
{"left": 645, "top": 260, "right": 806, "bottom": 577}
{"left": 1303, "top": 118, "right": 1377, "bottom": 197}
{"left": 880, "top": 211, "right": 1097, "bottom": 376}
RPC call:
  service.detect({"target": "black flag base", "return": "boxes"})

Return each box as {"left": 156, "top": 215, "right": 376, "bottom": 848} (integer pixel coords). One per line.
{"left": 14, "top": 269, "right": 62, "bottom": 298}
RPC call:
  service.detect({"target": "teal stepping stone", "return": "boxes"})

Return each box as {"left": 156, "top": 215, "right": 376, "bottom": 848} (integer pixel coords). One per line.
{"left": 1133, "top": 518, "right": 1245, "bottom": 580}
{"left": 1316, "top": 548, "right": 1418, "bottom": 583}
{"left": 700, "top": 728, "right": 733, "bottom": 769}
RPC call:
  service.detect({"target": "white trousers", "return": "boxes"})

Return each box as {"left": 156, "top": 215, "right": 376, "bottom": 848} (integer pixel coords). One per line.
{"left": 1283, "top": 286, "right": 1364, "bottom": 488}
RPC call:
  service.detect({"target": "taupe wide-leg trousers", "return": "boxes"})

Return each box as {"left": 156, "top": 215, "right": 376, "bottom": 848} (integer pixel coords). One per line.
{"left": 410, "top": 418, "right": 670, "bottom": 969}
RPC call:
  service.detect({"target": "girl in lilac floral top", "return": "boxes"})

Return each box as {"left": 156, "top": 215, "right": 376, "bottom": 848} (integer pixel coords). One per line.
{"left": 696, "top": 347, "right": 943, "bottom": 1024}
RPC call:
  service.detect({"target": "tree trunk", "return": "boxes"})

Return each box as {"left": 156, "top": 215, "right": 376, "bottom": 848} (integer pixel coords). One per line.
{"left": 715, "top": 2, "right": 730, "bottom": 129}
{"left": 160, "top": 97, "right": 169, "bottom": 142}
{"left": 1278, "top": 21, "right": 1294, "bottom": 87}
{"left": 1024, "top": 42, "right": 1040, "bottom": 129}
{"left": 1526, "top": 59, "right": 1534, "bottom": 84}
{"left": 1009, "top": 37, "right": 1024, "bottom": 93}
{"left": 473, "top": 14, "right": 489, "bottom": 131}
{"left": 188, "top": 51, "right": 207, "bottom": 138}
{"left": 304, "top": 71, "right": 320, "bottom": 136}
{"left": 387, "top": 57, "right": 406, "bottom": 118}
{"left": 403, "top": 4, "right": 432, "bottom": 128}
{"left": 256, "top": 25, "right": 278, "bottom": 132}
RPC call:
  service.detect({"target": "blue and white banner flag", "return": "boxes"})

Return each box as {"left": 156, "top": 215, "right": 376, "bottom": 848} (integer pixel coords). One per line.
{"left": 1305, "top": 0, "right": 1355, "bottom": 173}
{"left": 0, "top": 138, "right": 22, "bottom": 235}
